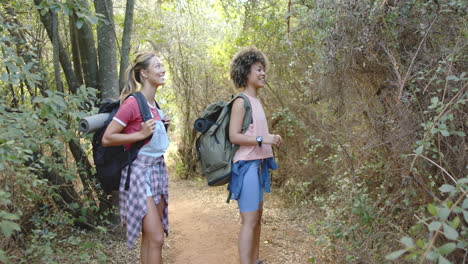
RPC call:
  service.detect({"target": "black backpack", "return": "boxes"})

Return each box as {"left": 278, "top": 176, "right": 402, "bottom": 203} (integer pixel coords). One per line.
{"left": 92, "top": 92, "right": 155, "bottom": 193}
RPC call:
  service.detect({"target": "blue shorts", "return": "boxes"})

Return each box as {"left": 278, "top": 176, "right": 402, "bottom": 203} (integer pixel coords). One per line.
{"left": 237, "top": 161, "right": 264, "bottom": 212}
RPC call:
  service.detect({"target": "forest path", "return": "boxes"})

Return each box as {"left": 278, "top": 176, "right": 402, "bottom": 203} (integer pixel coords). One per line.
{"left": 167, "top": 179, "right": 239, "bottom": 263}
{"left": 163, "top": 179, "right": 318, "bottom": 264}
{"left": 106, "top": 178, "right": 320, "bottom": 263}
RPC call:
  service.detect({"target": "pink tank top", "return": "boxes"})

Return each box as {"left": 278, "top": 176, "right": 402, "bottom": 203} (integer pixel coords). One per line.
{"left": 233, "top": 93, "right": 274, "bottom": 163}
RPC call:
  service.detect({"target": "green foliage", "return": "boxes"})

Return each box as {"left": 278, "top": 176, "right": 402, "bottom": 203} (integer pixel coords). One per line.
{"left": 20, "top": 207, "right": 108, "bottom": 264}
{"left": 386, "top": 178, "right": 467, "bottom": 263}
{"left": 2, "top": 0, "right": 467, "bottom": 262}
{"left": 273, "top": 1, "right": 467, "bottom": 262}
{"left": 272, "top": 108, "right": 305, "bottom": 137}
{"left": 0, "top": 190, "right": 21, "bottom": 238}
{"left": 0, "top": 87, "right": 107, "bottom": 261}
{"left": 34, "top": 0, "right": 103, "bottom": 29}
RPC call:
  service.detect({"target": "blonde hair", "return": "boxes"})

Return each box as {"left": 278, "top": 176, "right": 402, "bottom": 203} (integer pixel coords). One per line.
{"left": 120, "top": 52, "right": 158, "bottom": 103}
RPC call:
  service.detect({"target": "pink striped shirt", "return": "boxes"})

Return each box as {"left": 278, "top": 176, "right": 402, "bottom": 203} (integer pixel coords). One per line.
{"left": 233, "top": 93, "right": 274, "bottom": 163}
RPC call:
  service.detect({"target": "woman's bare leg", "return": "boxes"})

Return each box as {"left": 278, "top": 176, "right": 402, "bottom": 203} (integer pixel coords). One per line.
{"left": 239, "top": 209, "right": 261, "bottom": 264}
{"left": 141, "top": 196, "right": 165, "bottom": 264}
{"left": 253, "top": 202, "right": 263, "bottom": 262}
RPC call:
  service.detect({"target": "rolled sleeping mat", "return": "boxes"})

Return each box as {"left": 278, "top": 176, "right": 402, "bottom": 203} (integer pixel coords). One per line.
{"left": 193, "top": 118, "right": 215, "bottom": 133}
{"left": 79, "top": 113, "right": 110, "bottom": 133}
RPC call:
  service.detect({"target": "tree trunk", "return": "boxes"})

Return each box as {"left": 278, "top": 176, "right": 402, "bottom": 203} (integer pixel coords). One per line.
{"left": 69, "top": 15, "right": 84, "bottom": 87}
{"left": 34, "top": 0, "right": 79, "bottom": 94}
{"left": 51, "top": 8, "right": 63, "bottom": 92}
{"left": 68, "top": 139, "right": 100, "bottom": 203}
{"left": 94, "top": 0, "right": 119, "bottom": 100}
{"left": 76, "top": 0, "right": 99, "bottom": 90}
{"left": 119, "top": 0, "right": 135, "bottom": 92}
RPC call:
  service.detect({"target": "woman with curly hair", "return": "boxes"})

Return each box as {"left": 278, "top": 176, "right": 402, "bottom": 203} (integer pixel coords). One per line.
{"left": 228, "top": 46, "right": 283, "bottom": 264}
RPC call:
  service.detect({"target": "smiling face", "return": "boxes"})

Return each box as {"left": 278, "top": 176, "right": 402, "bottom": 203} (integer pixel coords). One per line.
{"left": 246, "top": 62, "right": 266, "bottom": 89}
{"left": 142, "top": 56, "right": 166, "bottom": 87}
{"left": 230, "top": 47, "right": 268, "bottom": 89}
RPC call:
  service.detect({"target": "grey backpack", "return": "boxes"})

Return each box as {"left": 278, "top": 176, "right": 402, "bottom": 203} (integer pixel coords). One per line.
{"left": 194, "top": 94, "right": 252, "bottom": 186}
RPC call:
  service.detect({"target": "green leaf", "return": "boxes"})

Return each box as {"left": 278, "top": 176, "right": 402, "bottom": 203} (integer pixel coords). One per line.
{"left": 0, "top": 212, "right": 20, "bottom": 220}
{"left": 84, "top": 15, "right": 98, "bottom": 25}
{"left": 385, "top": 249, "right": 406, "bottom": 260}
{"left": 463, "top": 198, "right": 468, "bottom": 209}
{"left": 446, "top": 200, "right": 453, "bottom": 208}
{"left": 82, "top": 241, "right": 95, "bottom": 249}
{"left": 442, "top": 223, "right": 458, "bottom": 240}
{"left": 409, "top": 224, "right": 422, "bottom": 236}
{"left": 450, "top": 216, "right": 460, "bottom": 229}
{"left": 454, "top": 131, "right": 466, "bottom": 137}
{"left": 415, "top": 145, "right": 424, "bottom": 155}
{"left": 457, "top": 241, "right": 468, "bottom": 249}
{"left": 427, "top": 250, "right": 439, "bottom": 260}
{"left": 437, "top": 242, "right": 456, "bottom": 255}
{"left": 431, "top": 97, "right": 439, "bottom": 104}
{"left": 428, "top": 204, "right": 438, "bottom": 216}
{"left": 416, "top": 239, "right": 426, "bottom": 248}
{"left": 414, "top": 145, "right": 424, "bottom": 155}
{"left": 0, "top": 249, "right": 10, "bottom": 264}
{"left": 62, "top": 6, "right": 71, "bottom": 16}
{"left": 446, "top": 75, "right": 459, "bottom": 81}
{"left": 81, "top": 207, "right": 87, "bottom": 217}
{"left": 429, "top": 221, "right": 442, "bottom": 231}
{"left": 438, "top": 256, "right": 451, "bottom": 264}
{"left": 439, "top": 130, "right": 450, "bottom": 137}
{"left": 76, "top": 19, "right": 84, "bottom": 29}
{"left": 439, "top": 184, "right": 455, "bottom": 193}
{"left": 463, "top": 210, "right": 468, "bottom": 223}
{"left": 457, "top": 177, "right": 468, "bottom": 184}
{"left": 438, "top": 207, "right": 450, "bottom": 221}
{"left": 0, "top": 220, "right": 21, "bottom": 237}
{"left": 401, "top": 236, "right": 414, "bottom": 248}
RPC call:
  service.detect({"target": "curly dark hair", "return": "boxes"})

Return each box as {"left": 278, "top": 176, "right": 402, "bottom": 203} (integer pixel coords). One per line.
{"left": 230, "top": 46, "right": 268, "bottom": 88}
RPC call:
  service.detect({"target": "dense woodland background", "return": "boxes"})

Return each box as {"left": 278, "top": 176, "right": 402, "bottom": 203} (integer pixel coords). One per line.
{"left": 0, "top": 0, "right": 466, "bottom": 263}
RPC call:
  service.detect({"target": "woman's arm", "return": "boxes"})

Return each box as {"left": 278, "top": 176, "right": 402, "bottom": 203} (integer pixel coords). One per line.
{"left": 228, "top": 98, "right": 281, "bottom": 146}
{"left": 101, "top": 119, "right": 156, "bottom": 147}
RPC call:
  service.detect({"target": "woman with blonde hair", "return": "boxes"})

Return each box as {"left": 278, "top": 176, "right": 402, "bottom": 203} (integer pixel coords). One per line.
{"left": 102, "top": 52, "right": 170, "bottom": 264}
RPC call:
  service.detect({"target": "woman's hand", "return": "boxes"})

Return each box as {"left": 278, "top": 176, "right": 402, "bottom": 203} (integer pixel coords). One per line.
{"left": 263, "top": 134, "right": 283, "bottom": 146}
{"left": 139, "top": 119, "right": 156, "bottom": 138}
{"left": 162, "top": 114, "right": 171, "bottom": 128}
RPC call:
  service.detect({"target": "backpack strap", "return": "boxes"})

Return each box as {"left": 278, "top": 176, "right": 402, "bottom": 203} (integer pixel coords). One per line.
{"left": 226, "top": 94, "right": 252, "bottom": 203}
{"left": 231, "top": 93, "right": 252, "bottom": 134}
{"left": 124, "top": 91, "right": 154, "bottom": 191}
{"left": 207, "top": 94, "right": 252, "bottom": 136}
{"left": 132, "top": 92, "right": 153, "bottom": 122}
{"left": 154, "top": 101, "right": 161, "bottom": 110}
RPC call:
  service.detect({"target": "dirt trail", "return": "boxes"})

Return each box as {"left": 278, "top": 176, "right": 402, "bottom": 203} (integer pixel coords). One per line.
{"left": 164, "top": 179, "right": 317, "bottom": 264}
{"left": 167, "top": 180, "right": 240, "bottom": 263}
{"left": 104, "top": 178, "right": 319, "bottom": 264}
